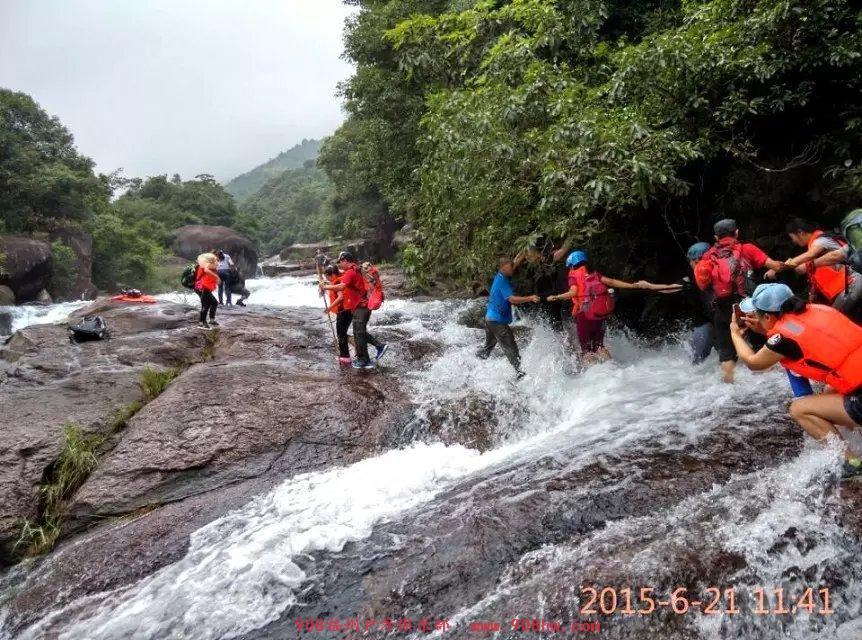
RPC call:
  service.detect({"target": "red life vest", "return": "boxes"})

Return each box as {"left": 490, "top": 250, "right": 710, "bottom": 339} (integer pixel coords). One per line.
{"left": 771, "top": 304, "right": 862, "bottom": 394}
{"left": 702, "top": 240, "right": 752, "bottom": 298}
{"left": 807, "top": 230, "right": 848, "bottom": 302}
{"left": 569, "top": 267, "right": 615, "bottom": 321}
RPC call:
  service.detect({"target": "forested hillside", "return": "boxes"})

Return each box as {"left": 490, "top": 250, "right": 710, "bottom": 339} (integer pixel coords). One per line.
{"left": 238, "top": 161, "right": 373, "bottom": 256}
{"left": 225, "top": 138, "right": 323, "bottom": 201}
{"left": 320, "top": 0, "right": 862, "bottom": 288}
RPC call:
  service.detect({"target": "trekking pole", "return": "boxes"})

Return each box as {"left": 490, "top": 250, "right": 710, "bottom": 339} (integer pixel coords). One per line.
{"left": 316, "top": 262, "right": 340, "bottom": 357}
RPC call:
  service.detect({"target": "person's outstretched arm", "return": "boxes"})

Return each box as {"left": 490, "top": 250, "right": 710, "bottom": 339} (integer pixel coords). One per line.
{"left": 549, "top": 285, "right": 578, "bottom": 302}
{"left": 509, "top": 294, "right": 540, "bottom": 305}
{"left": 552, "top": 239, "right": 572, "bottom": 263}
{"left": 813, "top": 248, "right": 847, "bottom": 267}
{"left": 601, "top": 276, "right": 648, "bottom": 290}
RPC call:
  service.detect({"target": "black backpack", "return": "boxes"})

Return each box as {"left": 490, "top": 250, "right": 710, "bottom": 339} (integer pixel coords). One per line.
{"left": 69, "top": 316, "right": 110, "bottom": 343}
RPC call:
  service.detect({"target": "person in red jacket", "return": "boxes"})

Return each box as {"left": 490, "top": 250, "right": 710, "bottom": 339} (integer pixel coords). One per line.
{"left": 730, "top": 283, "right": 862, "bottom": 480}
{"left": 695, "top": 219, "right": 785, "bottom": 383}
{"left": 194, "top": 252, "right": 221, "bottom": 329}
{"left": 320, "top": 252, "right": 386, "bottom": 369}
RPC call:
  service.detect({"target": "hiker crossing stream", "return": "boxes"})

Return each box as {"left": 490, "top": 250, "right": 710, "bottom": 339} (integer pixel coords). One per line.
{"left": 2, "top": 275, "right": 862, "bottom": 639}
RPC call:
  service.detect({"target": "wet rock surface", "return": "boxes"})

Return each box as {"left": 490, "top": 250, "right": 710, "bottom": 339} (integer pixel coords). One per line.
{"left": 0, "top": 297, "right": 425, "bottom": 634}
{"left": 251, "top": 410, "right": 815, "bottom": 639}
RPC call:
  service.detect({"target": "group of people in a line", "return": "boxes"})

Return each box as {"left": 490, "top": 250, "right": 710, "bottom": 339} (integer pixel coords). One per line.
{"left": 480, "top": 213, "right": 862, "bottom": 480}
{"left": 319, "top": 251, "right": 388, "bottom": 370}
{"left": 193, "top": 249, "right": 250, "bottom": 329}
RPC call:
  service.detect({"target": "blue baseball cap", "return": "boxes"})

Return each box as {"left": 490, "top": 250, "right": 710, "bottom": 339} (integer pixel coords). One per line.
{"left": 686, "top": 242, "right": 710, "bottom": 261}
{"left": 566, "top": 250, "right": 587, "bottom": 267}
{"left": 739, "top": 283, "right": 794, "bottom": 314}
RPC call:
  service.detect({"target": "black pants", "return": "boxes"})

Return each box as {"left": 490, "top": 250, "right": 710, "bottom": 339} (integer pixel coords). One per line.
{"left": 335, "top": 310, "right": 352, "bottom": 358}
{"left": 217, "top": 271, "right": 232, "bottom": 305}
{"left": 478, "top": 319, "right": 521, "bottom": 371}
{"left": 351, "top": 307, "right": 382, "bottom": 362}
{"left": 197, "top": 290, "right": 217, "bottom": 322}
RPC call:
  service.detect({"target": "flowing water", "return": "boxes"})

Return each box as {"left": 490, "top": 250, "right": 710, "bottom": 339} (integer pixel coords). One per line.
{"left": 0, "top": 301, "right": 89, "bottom": 334}
{"left": 4, "top": 276, "right": 862, "bottom": 639}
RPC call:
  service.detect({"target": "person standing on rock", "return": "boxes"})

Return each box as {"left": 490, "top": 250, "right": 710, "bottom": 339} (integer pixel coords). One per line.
{"left": 195, "top": 253, "right": 221, "bottom": 328}
{"left": 320, "top": 252, "right": 387, "bottom": 369}
{"left": 477, "top": 256, "right": 540, "bottom": 379}
{"left": 216, "top": 250, "right": 236, "bottom": 306}
{"left": 324, "top": 264, "right": 351, "bottom": 364}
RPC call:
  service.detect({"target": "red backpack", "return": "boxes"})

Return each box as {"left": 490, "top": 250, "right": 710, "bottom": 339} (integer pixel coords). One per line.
{"left": 580, "top": 271, "right": 615, "bottom": 321}
{"left": 362, "top": 263, "right": 385, "bottom": 311}
{"left": 704, "top": 242, "right": 752, "bottom": 298}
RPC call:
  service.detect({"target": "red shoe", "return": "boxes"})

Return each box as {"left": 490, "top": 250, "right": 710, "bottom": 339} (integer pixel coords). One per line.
{"left": 338, "top": 356, "right": 352, "bottom": 365}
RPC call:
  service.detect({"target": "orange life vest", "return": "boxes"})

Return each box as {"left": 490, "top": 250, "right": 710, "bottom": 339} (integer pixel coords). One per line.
{"left": 327, "top": 274, "right": 342, "bottom": 313}
{"left": 807, "top": 230, "right": 848, "bottom": 302}
{"left": 771, "top": 304, "right": 862, "bottom": 394}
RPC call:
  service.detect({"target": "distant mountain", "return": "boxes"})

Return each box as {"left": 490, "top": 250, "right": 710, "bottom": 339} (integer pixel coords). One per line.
{"left": 225, "top": 138, "right": 323, "bottom": 201}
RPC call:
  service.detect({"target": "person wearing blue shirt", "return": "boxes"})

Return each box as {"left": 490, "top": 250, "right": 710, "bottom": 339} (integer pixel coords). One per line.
{"left": 477, "top": 257, "right": 540, "bottom": 379}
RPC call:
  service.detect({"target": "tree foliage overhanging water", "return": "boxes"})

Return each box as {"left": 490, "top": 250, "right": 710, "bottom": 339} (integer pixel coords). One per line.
{"left": 320, "top": 0, "right": 862, "bottom": 287}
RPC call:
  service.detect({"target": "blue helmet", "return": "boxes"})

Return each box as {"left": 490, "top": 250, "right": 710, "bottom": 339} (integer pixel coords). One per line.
{"left": 566, "top": 250, "right": 587, "bottom": 267}
{"left": 686, "top": 242, "right": 710, "bottom": 261}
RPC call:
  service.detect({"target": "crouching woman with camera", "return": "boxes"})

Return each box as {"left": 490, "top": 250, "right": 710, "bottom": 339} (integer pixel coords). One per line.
{"left": 730, "top": 283, "right": 862, "bottom": 480}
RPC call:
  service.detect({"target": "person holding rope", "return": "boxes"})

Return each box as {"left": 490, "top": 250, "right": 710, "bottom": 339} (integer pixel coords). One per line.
{"left": 547, "top": 250, "right": 676, "bottom": 364}
{"left": 323, "top": 264, "right": 351, "bottom": 365}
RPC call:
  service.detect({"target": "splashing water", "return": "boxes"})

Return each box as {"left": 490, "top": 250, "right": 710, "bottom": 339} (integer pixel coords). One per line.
{"left": 0, "top": 301, "right": 90, "bottom": 334}
{"left": 5, "top": 277, "right": 862, "bottom": 640}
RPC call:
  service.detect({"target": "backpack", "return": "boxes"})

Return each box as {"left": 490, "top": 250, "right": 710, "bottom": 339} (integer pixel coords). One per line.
{"left": 181, "top": 264, "right": 197, "bottom": 290}
{"left": 69, "top": 316, "right": 109, "bottom": 343}
{"left": 362, "top": 263, "right": 385, "bottom": 311}
{"left": 704, "top": 242, "right": 754, "bottom": 299}
{"left": 580, "top": 271, "right": 615, "bottom": 321}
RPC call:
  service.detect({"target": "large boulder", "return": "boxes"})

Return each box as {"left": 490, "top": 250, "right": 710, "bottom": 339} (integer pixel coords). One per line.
{"left": 0, "top": 285, "right": 14, "bottom": 306}
{"left": 49, "top": 228, "right": 98, "bottom": 301}
{"left": 0, "top": 236, "right": 52, "bottom": 303}
{"left": 171, "top": 226, "right": 258, "bottom": 278}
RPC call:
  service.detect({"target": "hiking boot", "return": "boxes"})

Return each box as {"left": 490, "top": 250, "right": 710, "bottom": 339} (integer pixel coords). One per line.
{"left": 842, "top": 458, "right": 862, "bottom": 480}
{"left": 338, "top": 356, "right": 352, "bottom": 365}
{"left": 209, "top": 320, "right": 220, "bottom": 327}
{"left": 236, "top": 301, "right": 246, "bottom": 307}
{"left": 375, "top": 344, "right": 389, "bottom": 361}
{"left": 198, "top": 321, "right": 211, "bottom": 329}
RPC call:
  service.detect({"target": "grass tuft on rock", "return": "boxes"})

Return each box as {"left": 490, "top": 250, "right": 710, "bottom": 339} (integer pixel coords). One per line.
{"left": 16, "top": 424, "right": 100, "bottom": 556}
{"left": 139, "top": 366, "right": 179, "bottom": 401}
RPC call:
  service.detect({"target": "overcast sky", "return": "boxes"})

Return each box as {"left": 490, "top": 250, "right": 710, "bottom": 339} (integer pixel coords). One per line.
{"left": 0, "top": 0, "right": 356, "bottom": 182}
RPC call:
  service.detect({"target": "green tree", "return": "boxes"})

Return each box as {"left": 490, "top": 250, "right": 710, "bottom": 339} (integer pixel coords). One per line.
{"left": 332, "top": 0, "right": 862, "bottom": 288}
{"left": 0, "top": 89, "right": 105, "bottom": 233}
